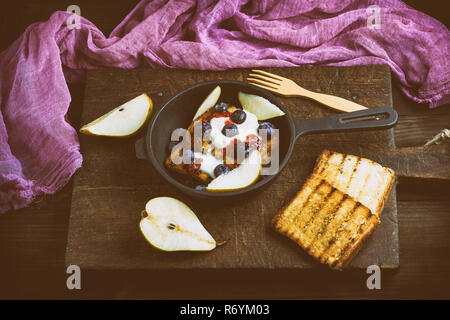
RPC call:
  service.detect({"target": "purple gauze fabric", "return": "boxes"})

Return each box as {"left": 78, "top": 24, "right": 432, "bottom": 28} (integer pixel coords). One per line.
{"left": 0, "top": 0, "right": 449, "bottom": 214}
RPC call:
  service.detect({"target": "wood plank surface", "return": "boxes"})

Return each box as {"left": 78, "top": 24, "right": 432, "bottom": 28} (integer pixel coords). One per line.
{"left": 66, "top": 66, "right": 400, "bottom": 269}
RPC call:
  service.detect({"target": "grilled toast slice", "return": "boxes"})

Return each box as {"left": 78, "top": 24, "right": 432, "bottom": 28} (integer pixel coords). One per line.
{"left": 312, "top": 150, "right": 395, "bottom": 217}
{"left": 272, "top": 175, "right": 380, "bottom": 270}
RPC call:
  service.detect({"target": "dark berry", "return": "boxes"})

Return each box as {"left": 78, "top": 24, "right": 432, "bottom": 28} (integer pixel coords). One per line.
{"left": 258, "top": 122, "right": 276, "bottom": 137}
{"left": 214, "top": 164, "right": 230, "bottom": 177}
{"left": 202, "top": 121, "right": 212, "bottom": 140}
{"left": 230, "top": 110, "right": 246, "bottom": 124}
{"left": 214, "top": 102, "right": 228, "bottom": 113}
{"left": 202, "top": 121, "right": 212, "bottom": 134}
{"left": 234, "top": 140, "right": 250, "bottom": 159}
{"left": 222, "top": 123, "right": 238, "bottom": 137}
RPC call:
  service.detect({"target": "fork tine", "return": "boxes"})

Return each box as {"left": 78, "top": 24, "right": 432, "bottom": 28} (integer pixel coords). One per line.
{"left": 247, "top": 78, "right": 279, "bottom": 90}
{"left": 248, "top": 73, "right": 281, "bottom": 85}
{"left": 251, "top": 69, "right": 285, "bottom": 81}
{"left": 247, "top": 82, "right": 280, "bottom": 94}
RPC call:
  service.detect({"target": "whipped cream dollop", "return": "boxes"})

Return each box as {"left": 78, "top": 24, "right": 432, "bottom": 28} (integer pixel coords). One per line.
{"left": 209, "top": 110, "right": 259, "bottom": 149}
{"left": 193, "top": 152, "right": 223, "bottom": 178}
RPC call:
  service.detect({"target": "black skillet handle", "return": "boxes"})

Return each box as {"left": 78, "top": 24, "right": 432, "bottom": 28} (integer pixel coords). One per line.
{"left": 294, "top": 107, "right": 398, "bottom": 141}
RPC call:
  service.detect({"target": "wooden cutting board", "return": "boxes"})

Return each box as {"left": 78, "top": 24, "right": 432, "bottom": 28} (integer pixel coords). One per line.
{"left": 66, "top": 65, "right": 399, "bottom": 270}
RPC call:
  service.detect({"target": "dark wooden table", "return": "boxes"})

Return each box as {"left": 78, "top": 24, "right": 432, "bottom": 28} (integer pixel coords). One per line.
{"left": 1, "top": 0, "right": 449, "bottom": 299}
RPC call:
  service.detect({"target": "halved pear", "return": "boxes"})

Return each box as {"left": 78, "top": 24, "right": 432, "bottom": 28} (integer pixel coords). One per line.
{"left": 207, "top": 150, "right": 262, "bottom": 192}
{"left": 80, "top": 93, "right": 152, "bottom": 137}
{"left": 139, "top": 197, "right": 216, "bottom": 251}
{"left": 238, "top": 92, "right": 285, "bottom": 120}
{"left": 192, "top": 86, "right": 221, "bottom": 120}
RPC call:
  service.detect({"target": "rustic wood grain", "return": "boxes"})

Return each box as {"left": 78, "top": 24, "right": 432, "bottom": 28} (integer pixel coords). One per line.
{"left": 373, "top": 144, "right": 450, "bottom": 179}
{"left": 66, "top": 65, "right": 400, "bottom": 270}
{"left": 393, "top": 114, "right": 450, "bottom": 147}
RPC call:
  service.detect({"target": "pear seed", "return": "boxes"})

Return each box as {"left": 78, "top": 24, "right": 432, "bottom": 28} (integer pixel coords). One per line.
{"left": 167, "top": 222, "right": 177, "bottom": 230}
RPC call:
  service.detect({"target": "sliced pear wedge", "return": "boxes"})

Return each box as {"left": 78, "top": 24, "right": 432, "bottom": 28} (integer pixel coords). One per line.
{"left": 80, "top": 93, "right": 152, "bottom": 137}
{"left": 207, "top": 150, "right": 262, "bottom": 192}
{"left": 139, "top": 197, "right": 216, "bottom": 251}
{"left": 192, "top": 86, "right": 221, "bottom": 120}
{"left": 238, "top": 92, "right": 285, "bottom": 120}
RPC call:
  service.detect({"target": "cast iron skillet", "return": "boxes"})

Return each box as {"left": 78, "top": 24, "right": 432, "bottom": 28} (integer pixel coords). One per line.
{"left": 135, "top": 80, "right": 398, "bottom": 199}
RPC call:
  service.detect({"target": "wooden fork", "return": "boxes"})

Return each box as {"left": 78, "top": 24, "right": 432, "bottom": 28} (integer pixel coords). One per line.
{"left": 247, "top": 69, "right": 368, "bottom": 112}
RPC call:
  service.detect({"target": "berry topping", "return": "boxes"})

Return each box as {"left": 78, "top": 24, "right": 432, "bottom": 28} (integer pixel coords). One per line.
{"left": 222, "top": 123, "right": 239, "bottom": 137}
{"left": 214, "top": 164, "right": 230, "bottom": 177}
{"left": 230, "top": 110, "right": 246, "bottom": 124}
{"left": 258, "top": 121, "right": 276, "bottom": 137}
{"left": 202, "top": 121, "right": 212, "bottom": 140}
{"left": 234, "top": 140, "right": 250, "bottom": 159}
{"left": 214, "top": 102, "right": 229, "bottom": 113}
{"left": 202, "top": 121, "right": 212, "bottom": 134}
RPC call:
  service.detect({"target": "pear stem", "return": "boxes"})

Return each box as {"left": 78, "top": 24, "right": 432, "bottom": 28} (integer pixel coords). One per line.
{"left": 216, "top": 240, "right": 227, "bottom": 247}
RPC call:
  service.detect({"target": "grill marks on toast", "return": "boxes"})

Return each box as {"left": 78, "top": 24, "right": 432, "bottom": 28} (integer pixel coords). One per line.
{"left": 331, "top": 208, "right": 375, "bottom": 269}
{"left": 291, "top": 181, "right": 334, "bottom": 244}
{"left": 313, "top": 150, "right": 395, "bottom": 216}
{"left": 308, "top": 194, "right": 355, "bottom": 260}
{"left": 323, "top": 203, "right": 378, "bottom": 269}
{"left": 340, "top": 156, "right": 361, "bottom": 194}
{"left": 315, "top": 151, "right": 346, "bottom": 182}
{"left": 276, "top": 176, "right": 322, "bottom": 232}
{"left": 317, "top": 201, "right": 361, "bottom": 265}
{"left": 301, "top": 187, "right": 342, "bottom": 249}
{"left": 272, "top": 150, "right": 394, "bottom": 270}
{"left": 272, "top": 175, "right": 380, "bottom": 270}
{"left": 304, "top": 191, "right": 345, "bottom": 249}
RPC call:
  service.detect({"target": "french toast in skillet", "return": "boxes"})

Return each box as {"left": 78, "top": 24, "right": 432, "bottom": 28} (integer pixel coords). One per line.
{"left": 165, "top": 103, "right": 275, "bottom": 185}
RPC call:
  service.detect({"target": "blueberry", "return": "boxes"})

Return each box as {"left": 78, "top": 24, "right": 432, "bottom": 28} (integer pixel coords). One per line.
{"left": 258, "top": 121, "right": 276, "bottom": 130}
{"left": 230, "top": 110, "right": 246, "bottom": 124}
{"left": 202, "top": 121, "right": 212, "bottom": 140}
{"left": 258, "top": 122, "right": 276, "bottom": 137}
{"left": 202, "top": 121, "right": 212, "bottom": 133}
{"left": 222, "top": 123, "right": 238, "bottom": 137}
{"left": 214, "top": 164, "right": 230, "bottom": 177}
{"left": 215, "top": 102, "right": 228, "bottom": 113}
{"left": 234, "top": 140, "right": 250, "bottom": 159}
